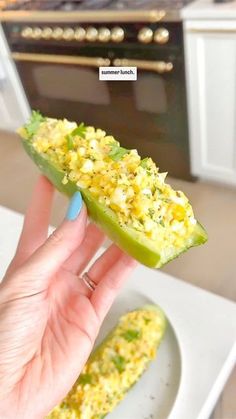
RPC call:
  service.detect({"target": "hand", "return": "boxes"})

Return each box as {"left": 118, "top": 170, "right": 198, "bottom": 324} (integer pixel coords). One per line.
{"left": 0, "top": 176, "right": 137, "bottom": 419}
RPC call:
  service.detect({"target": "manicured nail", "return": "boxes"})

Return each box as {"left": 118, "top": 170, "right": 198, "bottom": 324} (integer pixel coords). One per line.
{"left": 66, "top": 191, "right": 83, "bottom": 221}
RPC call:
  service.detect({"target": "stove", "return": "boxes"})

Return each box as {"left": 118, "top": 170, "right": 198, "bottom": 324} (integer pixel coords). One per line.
{"left": 0, "top": 0, "right": 193, "bottom": 21}
{"left": 0, "top": 0, "right": 194, "bottom": 180}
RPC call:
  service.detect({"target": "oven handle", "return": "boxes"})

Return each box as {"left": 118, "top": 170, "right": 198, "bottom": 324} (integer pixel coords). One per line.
{"left": 113, "top": 58, "right": 173, "bottom": 74}
{"left": 11, "top": 52, "right": 173, "bottom": 74}
{"left": 11, "top": 52, "right": 111, "bottom": 67}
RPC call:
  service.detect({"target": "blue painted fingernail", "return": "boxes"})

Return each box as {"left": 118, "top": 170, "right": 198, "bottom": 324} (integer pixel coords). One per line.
{"left": 66, "top": 191, "right": 83, "bottom": 221}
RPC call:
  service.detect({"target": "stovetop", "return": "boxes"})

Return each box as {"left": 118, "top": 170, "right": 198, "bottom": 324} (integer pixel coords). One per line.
{"left": 0, "top": 0, "right": 192, "bottom": 12}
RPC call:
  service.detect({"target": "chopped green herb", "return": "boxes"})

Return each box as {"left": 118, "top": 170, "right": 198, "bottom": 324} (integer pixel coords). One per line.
{"left": 71, "top": 122, "right": 86, "bottom": 139}
{"left": 159, "top": 220, "right": 165, "bottom": 227}
{"left": 25, "top": 110, "right": 45, "bottom": 138}
{"left": 148, "top": 208, "right": 155, "bottom": 218}
{"left": 122, "top": 329, "right": 140, "bottom": 342}
{"left": 78, "top": 373, "right": 93, "bottom": 385}
{"left": 144, "top": 317, "right": 151, "bottom": 324}
{"left": 108, "top": 143, "right": 129, "bottom": 161}
{"left": 112, "top": 355, "right": 126, "bottom": 373}
{"left": 66, "top": 122, "right": 86, "bottom": 149}
{"left": 66, "top": 134, "right": 74, "bottom": 150}
{"left": 140, "top": 157, "right": 149, "bottom": 168}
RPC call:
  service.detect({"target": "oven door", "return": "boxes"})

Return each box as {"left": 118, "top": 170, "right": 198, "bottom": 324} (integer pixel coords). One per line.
{"left": 12, "top": 51, "right": 190, "bottom": 179}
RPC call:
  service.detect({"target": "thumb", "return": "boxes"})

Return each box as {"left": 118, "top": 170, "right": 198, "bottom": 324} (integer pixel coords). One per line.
{"left": 13, "top": 191, "right": 87, "bottom": 289}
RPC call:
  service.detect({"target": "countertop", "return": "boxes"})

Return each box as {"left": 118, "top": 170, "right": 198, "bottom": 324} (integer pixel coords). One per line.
{"left": 182, "top": 0, "right": 236, "bottom": 19}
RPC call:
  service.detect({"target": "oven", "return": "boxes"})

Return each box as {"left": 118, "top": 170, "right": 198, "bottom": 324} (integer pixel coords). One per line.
{"left": 3, "top": 18, "right": 191, "bottom": 179}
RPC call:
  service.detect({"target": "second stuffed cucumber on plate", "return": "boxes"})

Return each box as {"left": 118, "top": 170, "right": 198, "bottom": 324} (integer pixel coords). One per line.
{"left": 46, "top": 305, "right": 166, "bottom": 419}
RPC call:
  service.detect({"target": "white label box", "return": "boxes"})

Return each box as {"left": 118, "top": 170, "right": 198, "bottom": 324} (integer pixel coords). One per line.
{"left": 99, "top": 66, "right": 137, "bottom": 81}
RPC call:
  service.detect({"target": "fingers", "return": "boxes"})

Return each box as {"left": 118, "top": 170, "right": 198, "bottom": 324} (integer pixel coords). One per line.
{"left": 91, "top": 249, "right": 137, "bottom": 321}
{"left": 10, "top": 176, "right": 54, "bottom": 271}
{"left": 19, "top": 205, "right": 87, "bottom": 285}
{"left": 88, "top": 244, "right": 123, "bottom": 281}
{"left": 63, "top": 223, "right": 105, "bottom": 275}
{"left": 77, "top": 245, "right": 123, "bottom": 296}
{"left": 79, "top": 244, "right": 137, "bottom": 321}
{"left": 79, "top": 244, "right": 129, "bottom": 298}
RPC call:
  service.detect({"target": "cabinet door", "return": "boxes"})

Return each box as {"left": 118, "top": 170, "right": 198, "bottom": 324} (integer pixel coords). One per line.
{"left": 184, "top": 21, "right": 236, "bottom": 186}
{"left": 0, "top": 25, "right": 30, "bottom": 131}
{"left": 0, "top": 56, "right": 30, "bottom": 131}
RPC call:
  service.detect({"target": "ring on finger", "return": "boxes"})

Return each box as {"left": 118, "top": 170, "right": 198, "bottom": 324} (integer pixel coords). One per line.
{"left": 80, "top": 272, "right": 96, "bottom": 292}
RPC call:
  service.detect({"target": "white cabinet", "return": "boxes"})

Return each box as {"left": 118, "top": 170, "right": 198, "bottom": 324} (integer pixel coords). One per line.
{"left": 184, "top": 20, "right": 236, "bottom": 186}
{"left": 0, "top": 25, "right": 30, "bottom": 131}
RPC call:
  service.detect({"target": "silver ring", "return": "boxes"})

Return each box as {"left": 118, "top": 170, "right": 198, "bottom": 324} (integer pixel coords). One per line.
{"left": 80, "top": 272, "right": 96, "bottom": 291}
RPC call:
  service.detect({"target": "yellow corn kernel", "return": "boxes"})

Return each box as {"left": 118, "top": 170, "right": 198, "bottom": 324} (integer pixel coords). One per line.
{"left": 171, "top": 203, "right": 186, "bottom": 221}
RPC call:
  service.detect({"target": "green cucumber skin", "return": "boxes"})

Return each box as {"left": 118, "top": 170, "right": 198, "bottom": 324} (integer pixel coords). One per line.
{"left": 22, "top": 139, "right": 207, "bottom": 268}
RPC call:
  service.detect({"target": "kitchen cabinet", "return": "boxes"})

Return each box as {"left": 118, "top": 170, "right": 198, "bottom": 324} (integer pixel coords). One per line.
{"left": 183, "top": 13, "right": 236, "bottom": 185}
{"left": 0, "top": 25, "right": 30, "bottom": 131}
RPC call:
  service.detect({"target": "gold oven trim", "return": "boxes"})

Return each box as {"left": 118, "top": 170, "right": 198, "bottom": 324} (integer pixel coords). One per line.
{"left": 0, "top": 10, "right": 166, "bottom": 23}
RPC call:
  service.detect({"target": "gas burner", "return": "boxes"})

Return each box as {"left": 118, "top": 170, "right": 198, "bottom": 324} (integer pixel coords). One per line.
{"left": 60, "top": 0, "right": 114, "bottom": 11}
{"left": 1, "top": 0, "right": 193, "bottom": 11}
{"left": 114, "top": 0, "right": 160, "bottom": 9}
{"left": 0, "top": 0, "right": 30, "bottom": 10}
{"left": 113, "top": 0, "right": 191, "bottom": 9}
{"left": 1, "top": 1, "right": 55, "bottom": 10}
{"left": 2, "top": 0, "right": 116, "bottom": 11}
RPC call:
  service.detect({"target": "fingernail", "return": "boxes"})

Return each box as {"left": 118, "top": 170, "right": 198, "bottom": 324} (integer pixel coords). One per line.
{"left": 66, "top": 191, "right": 83, "bottom": 221}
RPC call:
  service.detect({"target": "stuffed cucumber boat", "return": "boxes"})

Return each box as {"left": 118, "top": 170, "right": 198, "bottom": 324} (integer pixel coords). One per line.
{"left": 46, "top": 305, "right": 166, "bottom": 419}
{"left": 18, "top": 111, "right": 207, "bottom": 268}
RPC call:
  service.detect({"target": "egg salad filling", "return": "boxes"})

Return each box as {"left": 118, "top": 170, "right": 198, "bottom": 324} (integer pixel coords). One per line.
{"left": 46, "top": 306, "right": 166, "bottom": 419}
{"left": 20, "top": 113, "right": 196, "bottom": 250}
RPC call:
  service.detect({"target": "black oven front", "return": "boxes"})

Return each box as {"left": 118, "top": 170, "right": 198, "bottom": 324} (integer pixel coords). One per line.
{"left": 3, "top": 20, "right": 191, "bottom": 180}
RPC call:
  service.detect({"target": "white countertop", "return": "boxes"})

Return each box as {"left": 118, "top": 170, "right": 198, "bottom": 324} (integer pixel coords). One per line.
{"left": 182, "top": 0, "right": 236, "bottom": 19}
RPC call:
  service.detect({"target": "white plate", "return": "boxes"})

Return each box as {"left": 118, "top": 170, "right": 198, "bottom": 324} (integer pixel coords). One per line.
{"left": 96, "top": 290, "right": 182, "bottom": 419}
{"left": 0, "top": 205, "right": 236, "bottom": 419}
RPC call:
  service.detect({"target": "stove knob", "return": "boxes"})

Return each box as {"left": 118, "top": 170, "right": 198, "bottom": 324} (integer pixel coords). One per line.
{"left": 138, "top": 27, "right": 153, "bottom": 44}
{"left": 111, "top": 27, "right": 124, "bottom": 43}
{"left": 85, "top": 27, "right": 98, "bottom": 42}
{"left": 31, "top": 27, "right": 42, "bottom": 40}
{"left": 154, "top": 28, "right": 169, "bottom": 44}
{"left": 74, "top": 27, "right": 86, "bottom": 42}
{"left": 52, "top": 27, "right": 64, "bottom": 40}
{"left": 62, "top": 28, "right": 75, "bottom": 41}
{"left": 98, "top": 27, "right": 111, "bottom": 43}
{"left": 42, "top": 27, "right": 53, "bottom": 40}
{"left": 21, "top": 26, "right": 33, "bottom": 39}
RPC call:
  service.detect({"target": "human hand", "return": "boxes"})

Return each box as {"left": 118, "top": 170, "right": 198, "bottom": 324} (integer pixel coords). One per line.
{"left": 0, "top": 176, "right": 137, "bottom": 419}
